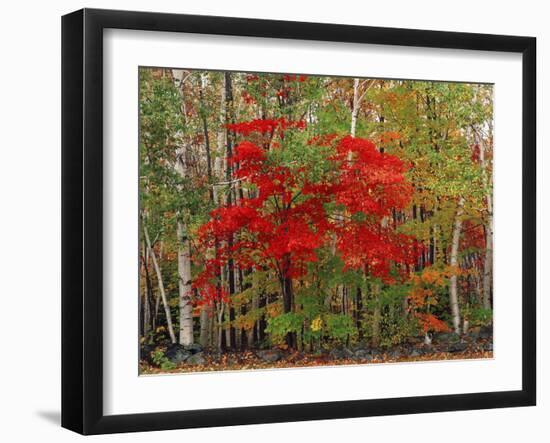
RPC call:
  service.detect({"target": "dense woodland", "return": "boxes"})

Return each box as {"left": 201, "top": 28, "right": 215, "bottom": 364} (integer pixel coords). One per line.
{"left": 139, "top": 68, "right": 493, "bottom": 372}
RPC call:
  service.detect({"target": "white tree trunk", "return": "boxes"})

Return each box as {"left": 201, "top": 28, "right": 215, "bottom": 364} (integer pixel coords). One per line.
{"left": 214, "top": 75, "right": 227, "bottom": 205}
{"left": 449, "top": 197, "right": 465, "bottom": 334}
{"left": 143, "top": 221, "right": 177, "bottom": 343}
{"left": 177, "top": 222, "right": 194, "bottom": 346}
{"left": 216, "top": 301, "right": 225, "bottom": 352}
{"left": 351, "top": 78, "right": 360, "bottom": 137}
{"left": 482, "top": 207, "right": 493, "bottom": 309}
{"left": 171, "top": 72, "right": 199, "bottom": 347}
{"left": 479, "top": 139, "right": 493, "bottom": 310}
{"left": 171, "top": 70, "right": 196, "bottom": 346}
{"left": 141, "top": 241, "right": 152, "bottom": 339}
{"left": 200, "top": 303, "right": 211, "bottom": 348}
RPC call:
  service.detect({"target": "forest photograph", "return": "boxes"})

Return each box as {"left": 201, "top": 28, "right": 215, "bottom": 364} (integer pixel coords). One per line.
{"left": 138, "top": 67, "right": 494, "bottom": 374}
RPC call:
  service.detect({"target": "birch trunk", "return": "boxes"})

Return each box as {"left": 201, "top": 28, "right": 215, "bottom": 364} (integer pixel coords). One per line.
{"left": 214, "top": 74, "right": 226, "bottom": 204}
{"left": 449, "top": 197, "right": 465, "bottom": 334}
{"left": 351, "top": 78, "right": 360, "bottom": 137}
{"left": 482, "top": 207, "right": 493, "bottom": 309}
{"left": 217, "top": 301, "right": 225, "bottom": 352}
{"left": 197, "top": 72, "right": 215, "bottom": 348}
{"left": 479, "top": 139, "right": 493, "bottom": 310}
{"left": 225, "top": 71, "right": 237, "bottom": 349}
{"left": 141, "top": 241, "right": 152, "bottom": 339}
{"left": 143, "top": 221, "right": 176, "bottom": 343}
{"left": 199, "top": 306, "right": 211, "bottom": 348}
{"left": 224, "top": 309, "right": 231, "bottom": 348}
{"left": 171, "top": 69, "right": 196, "bottom": 346}
{"left": 210, "top": 79, "right": 226, "bottom": 348}
{"left": 177, "top": 221, "right": 194, "bottom": 346}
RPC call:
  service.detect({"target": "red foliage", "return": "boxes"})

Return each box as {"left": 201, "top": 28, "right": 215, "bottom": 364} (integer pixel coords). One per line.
{"left": 226, "top": 118, "right": 306, "bottom": 137}
{"left": 329, "top": 136, "right": 417, "bottom": 280}
{"left": 470, "top": 143, "right": 480, "bottom": 163}
{"left": 241, "top": 91, "right": 256, "bottom": 104}
{"left": 194, "top": 123, "right": 419, "bottom": 302}
{"left": 276, "top": 88, "right": 290, "bottom": 99}
{"left": 335, "top": 224, "right": 418, "bottom": 281}
{"left": 230, "top": 141, "right": 266, "bottom": 168}
{"left": 282, "top": 74, "right": 308, "bottom": 82}
{"left": 195, "top": 282, "right": 230, "bottom": 307}
{"left": 307, "top": 133, "right": 338, "bottom": 146}
{"left": 460, "top": 220, "right": 486, "bottom": 251}
{"left": 197, "top": 145, "right": 330, "bottom": 282}
{"left": 333, "top": 136, "right": 413, "bottom": 217}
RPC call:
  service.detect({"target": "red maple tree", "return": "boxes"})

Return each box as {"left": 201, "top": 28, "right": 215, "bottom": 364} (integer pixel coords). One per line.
{"left": 194, "top": 119, "right": 418, "bottom": 347}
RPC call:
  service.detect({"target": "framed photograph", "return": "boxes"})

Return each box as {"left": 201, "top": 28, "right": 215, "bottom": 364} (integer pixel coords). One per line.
{"left": 62, "top": 8, "right": 536, "bottom": 435}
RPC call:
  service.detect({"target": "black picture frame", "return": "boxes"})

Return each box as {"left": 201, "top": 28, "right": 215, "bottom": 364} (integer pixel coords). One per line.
{"left": 62, "top": 8, "right": 536, "bottom": 435}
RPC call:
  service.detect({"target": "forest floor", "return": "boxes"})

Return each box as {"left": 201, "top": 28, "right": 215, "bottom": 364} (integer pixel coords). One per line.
{"left": 140, "top": 330, "right": 493, "bottom": 375}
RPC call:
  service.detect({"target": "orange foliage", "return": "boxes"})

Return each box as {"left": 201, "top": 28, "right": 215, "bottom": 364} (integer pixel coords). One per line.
{"left": 408, "top": 266, "right": 456, "bottom": 333}
{"left": 416, "top": 312, "right": 451, "bottom": 333}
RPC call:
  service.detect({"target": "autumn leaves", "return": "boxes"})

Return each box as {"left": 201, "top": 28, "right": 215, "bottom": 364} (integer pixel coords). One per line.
{"left": 139, "top": 69, "right": 493, "bottom": 366}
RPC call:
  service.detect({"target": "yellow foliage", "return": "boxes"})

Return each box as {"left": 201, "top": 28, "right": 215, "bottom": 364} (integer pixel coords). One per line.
{"left": 266, "top": 302, "right": 283, "bottom": 318}
{"left": 234, "top": 314, "right": 256, "bottom": 331}
{"left": 311, "top": 316, "right": 323, "bottom": 332}
{"left": 415, "top": 265, "right": 462, "bottom": 287}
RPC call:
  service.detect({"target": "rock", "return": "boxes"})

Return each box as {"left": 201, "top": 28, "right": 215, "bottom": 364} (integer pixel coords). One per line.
{"left": 350, "top": 342, "right": 370, "bottom": 352}
{"left": 448, "top": 342, "right": 468, "bottom": 353}
{"left": 479, "top": 325, "right": 493, "bottom": 340}
{"left": 186, "top": 352, "right": 207, "bottom": 365}
{"left": 354, "top": 349, "right": 372, "bottom": 360}
{"left": 210, "top": 351, "right": 222, "bottom": 362}
{"left": 329, "top": 347, "right": 354, "bottom": 360}
{"left": 165, "top": 344, "right": 192, "bottom": 364}
{"left": 256, "top": 349, "right": 282, "bottom": 363}
{"left": 184, "top": 343, "right": 203, "bottom": 354}
{"left": 139, "top": 344, "right": 155, "bottom": 364}
{"left": 410, "top": 350, "right": 421, "bottom": 358}
{"left": 421, "top": 346, "right": 434, "bottom": 355}
{"left": 389, "top": 350, "right": 401, "bottom": 359}
{"left": 484, "top": 343, "right": 494, "bottom": 352}
{"left": 435, "top": 332, "right": 460, "bottom": 343}
{"left": 287, "top": 352, "right": 305, "bottom": 363}
{"left": 227, "top": 355, "right": 240, "bottom": 365}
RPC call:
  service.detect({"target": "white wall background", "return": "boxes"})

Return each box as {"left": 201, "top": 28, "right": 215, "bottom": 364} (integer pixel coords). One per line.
{"left": 0, "top": 0, "right": 546, "bottom": 441}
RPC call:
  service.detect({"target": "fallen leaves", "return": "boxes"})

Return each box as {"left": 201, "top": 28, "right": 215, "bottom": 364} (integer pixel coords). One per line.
{"left": 140, "top": 349, "right": 493, "bottom": 375}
